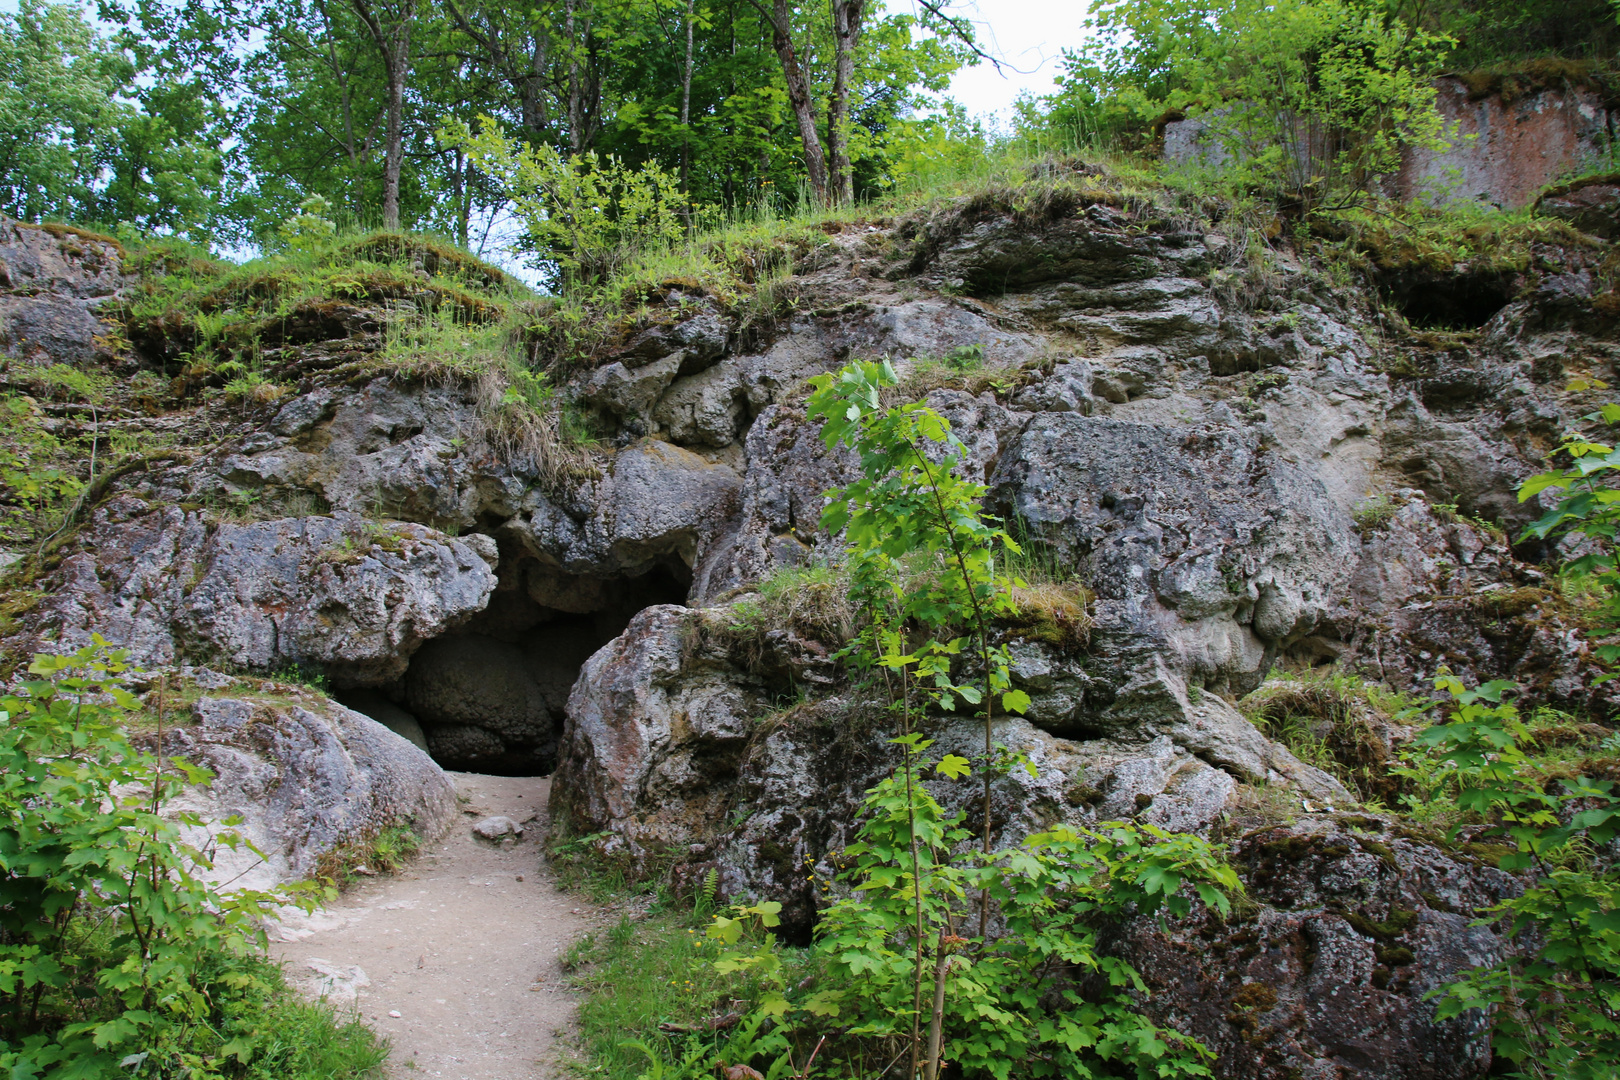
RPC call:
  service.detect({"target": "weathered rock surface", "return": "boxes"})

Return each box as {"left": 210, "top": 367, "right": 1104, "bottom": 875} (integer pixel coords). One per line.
{"left": 1116, "top": 815, "right": 1514, "bottom": 1080}
{"left": 552, "top": 602, "right": 1519, "bottom": 1077}
{"left": 151, "top": 691, "right": 457, "bottom": 892}
{"left": 27, "top": 497, "right": 497, "bottom": 684}
{"left": 553, "top": 603, "right": 1323, "bottom": 936}
{"left": 1323, "top": 490, "right": 1616, "bottom": 716}
{"left": 1399, "top": 76, "right": 1615, "bottom": 210}
{"left": 1537, "top": 174, "right": 1620, "bottom": 239}
{"left": 0, "top": 220, "right": 131, "bottom": 367}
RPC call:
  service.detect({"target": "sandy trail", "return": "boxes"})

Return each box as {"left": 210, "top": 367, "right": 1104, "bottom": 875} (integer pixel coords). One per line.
{"left": 271, "top": 773, "right": 592, "bottom": 1080}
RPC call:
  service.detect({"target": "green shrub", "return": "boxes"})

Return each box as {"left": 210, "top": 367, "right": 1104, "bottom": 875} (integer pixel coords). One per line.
{"left": 636, "top": 741, "right": 1237, "bottom": 1079}
{"left": 0, "top": 395, "right": 86, "bottom": 545}
{"left": 0, "top": 640, "right": 384, "bottom": 1078}
{"left": 1404, "top": 675, "right": 1620, "bottom": 1079}
{"left": 1054, "top": 0, "right": 1453, "bottom": 208}
{"left": 1519, "top": 390, "right": 1620, "bottom": 664}
{"left": 446, "top": 116, "right": 689, "bottom": 287}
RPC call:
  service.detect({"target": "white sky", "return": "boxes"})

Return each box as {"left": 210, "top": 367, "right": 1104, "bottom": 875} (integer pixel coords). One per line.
{"left": 938, "top": 0, "right": 1085, "bottom": 122}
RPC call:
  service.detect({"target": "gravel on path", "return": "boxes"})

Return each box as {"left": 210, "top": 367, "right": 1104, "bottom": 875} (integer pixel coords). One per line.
{"left": 271, "top": 773, "right": 593, "bottom": 1080}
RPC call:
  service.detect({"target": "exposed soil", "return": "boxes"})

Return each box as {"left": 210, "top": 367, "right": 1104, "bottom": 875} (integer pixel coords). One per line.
{"left": 270, "top": 774, "right": 592, "bottom": 1079}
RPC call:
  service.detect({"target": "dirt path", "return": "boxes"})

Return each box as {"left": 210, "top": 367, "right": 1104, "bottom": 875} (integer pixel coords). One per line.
{"left": 271, "top": 774, "right": 592, "bottom": 1079}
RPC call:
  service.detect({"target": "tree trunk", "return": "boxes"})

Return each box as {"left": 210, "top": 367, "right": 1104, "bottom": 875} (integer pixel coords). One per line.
{"left": 754, "top": 0, "right": 828, "bottom": 205}
{"left": 923, "top": 928, "right": 949, "bottom": 1080}
{"left": 564, "top": 0, "right": 601, "bottom": 153}
{"left": 452, "top": 147, "right": 470, "bottom": 248}
{"left": 382, "top": 35, "right": 405, "bottom": 230}
{"left": 348, "top": 0, "right": 414, "bottom": 230}
{"left": 828, "top": 0, "right": 863, "bottom": 205}
{"left": 521, "top": 34, "right": 551, "bottom": 140}
{"left": 681, "top": 0, "right": 694, "bottom": 193}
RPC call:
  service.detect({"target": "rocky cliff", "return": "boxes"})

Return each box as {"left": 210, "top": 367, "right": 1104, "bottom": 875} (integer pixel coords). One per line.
{"left": 1165, "top": 69, "right": 1620, "bottom": 210}
{"left": 3, "top": 166, "right": 1618, "bottom": 1076}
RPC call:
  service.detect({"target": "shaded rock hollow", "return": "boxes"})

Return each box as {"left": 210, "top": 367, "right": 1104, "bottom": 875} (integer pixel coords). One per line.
{"left": 4, "top": 178, "right": 1619, "bottom": 1078}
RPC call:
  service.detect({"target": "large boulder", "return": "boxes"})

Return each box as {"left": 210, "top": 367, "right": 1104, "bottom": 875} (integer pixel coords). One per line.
{"left": 24, "top": 498, "right": 498, "bottom": 684}
{"left": 553, "top": 603, "right": 1330, "bottom": 935}
{"left": 1116, "top": 815, "right": 1515, "bottom": 1080}
{"left": 1537, "top": 174, "right": 1620, "bottom": 239}
{"left": 151, "top": 689, "right": 457, "bottom": 893}
{"left": 551, "top": 604, "right": 1513, "bottom": 1077}
{"left": 992, "top": 411, "right": 1357, "bottom": 698}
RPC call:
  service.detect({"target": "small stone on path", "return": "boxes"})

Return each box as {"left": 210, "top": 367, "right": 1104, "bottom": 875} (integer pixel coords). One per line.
{"left": 471, "top": 815, "right": 521, "bottom": 840}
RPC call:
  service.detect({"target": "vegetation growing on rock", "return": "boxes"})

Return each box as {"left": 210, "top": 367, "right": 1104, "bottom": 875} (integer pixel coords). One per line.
{"left": 0, "top": 642, "right": 386, "bottom": 1079}
{"left": 8, "top": 0, "right": 1620, "bottom": 1074}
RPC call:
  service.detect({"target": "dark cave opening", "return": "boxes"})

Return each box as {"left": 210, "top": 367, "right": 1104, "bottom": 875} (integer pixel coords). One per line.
{"left": 1382, "top": 270, "right": 1516, "bottom": 331}
{"left": 337, "top": 539, "right": 690, "bottom": 776}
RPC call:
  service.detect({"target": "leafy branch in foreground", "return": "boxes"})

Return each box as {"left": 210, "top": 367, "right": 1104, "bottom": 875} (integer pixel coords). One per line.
{"left": 0, "top": 640, "right": 377, "bottom": 1079}
{"left": 668, "top": 744, "right": 1237, "bottom": 1079}
{"left": 806, "top": 359, "right": 1031, "bottom": 895}
{"left": 1406, "top": 675, "right": 1620, "bottom": 1080}
{"left": 1518, "top": 384, "right": 1620, "bottom": 666}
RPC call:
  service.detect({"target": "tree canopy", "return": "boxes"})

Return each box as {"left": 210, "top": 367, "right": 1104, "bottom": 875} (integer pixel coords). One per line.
{"left": 16, "top": 0, "right": 977, "bottom": 249}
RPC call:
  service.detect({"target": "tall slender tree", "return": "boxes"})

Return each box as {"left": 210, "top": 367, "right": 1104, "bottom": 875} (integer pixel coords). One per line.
{"left": 827, "top": 0, "right": 862, "bottom": 204}
{"left": 346, "top": 0, "right": 417, "bottom": 229}
{"left": 751, "top": 0, "right": 828, "bottom": 204}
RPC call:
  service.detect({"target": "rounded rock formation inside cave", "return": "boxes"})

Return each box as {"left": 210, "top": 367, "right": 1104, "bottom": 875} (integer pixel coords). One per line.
{"left": 337, "top": 539, "right": 688, "bottom": 775}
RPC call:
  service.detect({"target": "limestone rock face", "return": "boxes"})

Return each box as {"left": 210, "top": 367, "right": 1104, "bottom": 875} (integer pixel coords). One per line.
{"left": 552, "top": 603, "right": 1323, "bottom": 936}
{"left": 1537, "top": 176, "right": 1620, "bottom": 239}
{"left": 552, "top": 602, "right": 1514, "bottom": 1077}
{"left": 226, "top": 380, "right": 487, "bottom": 528}
{"left": 0, "top": 220, "right": 131, "bottom": 367}
{"left": 28, "top": 497, "right": 496, "bottom": 684}
{"left": 994, "top": 411, "right": 1355, "bottom": 698}
{"left": 1324, "top": 491, "right": 1617, "bottom": 716}
{"left": 1114, "top": 816, "right": 1515, "bottom": 1080}
{"left": 152, "top": 693, "right": 456, "bottom": 892}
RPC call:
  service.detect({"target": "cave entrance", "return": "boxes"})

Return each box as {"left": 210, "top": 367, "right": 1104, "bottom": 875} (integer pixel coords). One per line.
{"left": 1379, "top": 269, "right": 1515, "bottom": 330}
{"left": 337, "top": 540, "right": 690, "bottom": 776}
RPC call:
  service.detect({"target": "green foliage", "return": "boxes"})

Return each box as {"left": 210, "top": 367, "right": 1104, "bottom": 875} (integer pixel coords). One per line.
{"left": 0, "top": 640, "right": 381, "bottom": 1079}
{"left": 0, "top": 0, "right": 222, "bottom": 236}
{"left": 634, "top": 739, "right": 1238, "bottom": 1079}
{"left": 446, "top": 117, "right": 693, "bottom": 286}
{"left": 0, "top": 396, "right": 86, "bottom": 546}
{"left": 1403, "top": 675, "right": 1620, "bottom": 1080}
{"left": 278, "top": 196, "right": 338, "bottom": 253}
{"left": 1326, "top": 201, "right": 1597, "bottom": 278}
{"left": 1396, "top": 1, "right": 1620, "bottom": 68}
{"left": 1352, "top": 494, "right": 1398, "bottom": 533}
{"left": 1046, "top": 0, "right": 1453, "bottom": 207}
{"left": 711, "top": 563, "right": 858, "bottom": 669}
{"left": 1518, "top": 388, "right": 1620, "bottom": 666}
{"left": 312, "top": 826, "right": 420, "bottom": 889}
{"left": 1242, "top": 667, "right": 1413, "bottom": 804}
{"left": 566, "top": 897, "right": 815, "bottom": 1078}
{"left": 806, "top": 359, "right": 1030, "bottom": 725}
{"left": 806, "top": 752, "right": 1235, "bottom": 1079}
